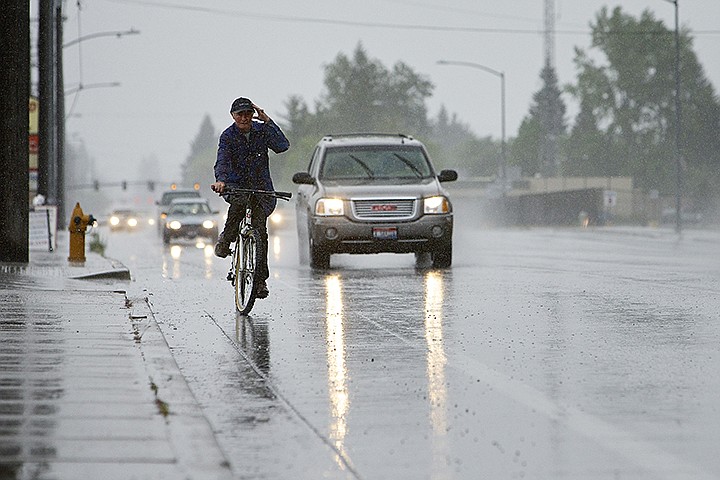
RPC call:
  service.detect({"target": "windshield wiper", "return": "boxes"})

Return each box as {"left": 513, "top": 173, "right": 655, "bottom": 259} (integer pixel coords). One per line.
{"left": 348, "top": 154, "right": 375, "bottom": 179}
{"left": 392, "top": 153, "right": 424, "bottom": 178}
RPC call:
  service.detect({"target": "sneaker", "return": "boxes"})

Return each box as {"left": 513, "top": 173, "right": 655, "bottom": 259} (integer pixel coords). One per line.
{"left": 214, "top": 241, "right": 231, "bottom": 258}
{"left": 255, "top": 281, "right": 269, "bottom": 299}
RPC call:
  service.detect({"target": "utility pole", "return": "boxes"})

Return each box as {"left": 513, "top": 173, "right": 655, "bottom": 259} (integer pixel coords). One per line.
{"left": 543, "top": 0, "right": 559, "bottom": 177}
{"left": 544, "top": 0, "right": 556, "bottom": 68}
{"left": 0, "top": 1, "right": 31, "bottom": 262}
{"left": 38, "top": 0, "right": 65, "bottom": 225}
{"left": 56, "top": 0, "right": 66, "bottom": 226}
{"left": 38, "top": 0, "right": 57, "bottom": 206}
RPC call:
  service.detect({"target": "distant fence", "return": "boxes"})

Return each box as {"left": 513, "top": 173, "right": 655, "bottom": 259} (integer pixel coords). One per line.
{"left": 446, "top": 176, "right": 675, "bottom": 227}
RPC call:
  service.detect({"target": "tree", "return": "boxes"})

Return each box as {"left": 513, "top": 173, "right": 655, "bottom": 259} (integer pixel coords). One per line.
{"left": 566, "top": 6, "right": 720, "bottom": 200}
{"left": 510, "top": 62, "right": 567, "bottom": 177}
{"left": 429, "top": 105, "right": 498, "bottom": 177}
{"left": 280, "top": 44, "right": 488, "bottom": 185}
{"left": 318, "top": 43, "right": 434, "bottom": 136}
{"left": 181, "top": 115, "right": 217, "bottom": 189}
{"left": 564, "top": 97, "right": 614, "bottom": 177}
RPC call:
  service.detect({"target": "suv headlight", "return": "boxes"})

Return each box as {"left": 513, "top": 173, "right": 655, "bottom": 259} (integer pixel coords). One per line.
{"left": 315, "top": 198, "right": 344, "bottom": 216}
{"left": 168, "top": 220, "right": 182, "bottom": 230}
{"left": 202, "top": 220, "right": 215, "bottom": 229}
{"left": 424, "top": 196, "right": 450, "bottom": 214}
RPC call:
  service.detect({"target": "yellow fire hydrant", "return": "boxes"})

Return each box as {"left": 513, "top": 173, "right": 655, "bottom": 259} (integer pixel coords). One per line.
{"left": 68, "top": 202, "right": 96, "bottom": 263}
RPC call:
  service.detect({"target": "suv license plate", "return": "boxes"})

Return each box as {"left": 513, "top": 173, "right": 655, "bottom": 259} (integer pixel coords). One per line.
{"left": 373, "top": 227, "right": 397, "bottom": 240}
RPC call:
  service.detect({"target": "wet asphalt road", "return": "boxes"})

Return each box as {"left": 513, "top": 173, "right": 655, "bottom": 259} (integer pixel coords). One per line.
{"left": 104, "top": 210, "right": 720, "bottom": 480}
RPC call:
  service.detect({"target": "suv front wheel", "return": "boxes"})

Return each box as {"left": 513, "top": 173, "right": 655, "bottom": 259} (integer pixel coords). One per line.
{"left": 431, "top": 243, "right": 452, "bottom": 268}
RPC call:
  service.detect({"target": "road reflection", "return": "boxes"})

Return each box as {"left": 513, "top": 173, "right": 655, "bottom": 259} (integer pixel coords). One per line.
{"left": 235, "top": 314, "right": 270, "bottom": 375}
{"left": 424, "top": 271, "right": 449, "bottom": 476}
{"left": 271, "top": 234, "right": 282, "bottom": 263}
{"left": 324, "top": 274, "right": 349, "bottom": 469}
{"left": 161, "top": 242, "right": 216, "bottom": 279}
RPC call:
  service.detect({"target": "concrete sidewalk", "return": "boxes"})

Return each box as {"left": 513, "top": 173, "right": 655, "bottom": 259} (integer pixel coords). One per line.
{"left": 0, "top": 233, "right": 232, "bottom": 479}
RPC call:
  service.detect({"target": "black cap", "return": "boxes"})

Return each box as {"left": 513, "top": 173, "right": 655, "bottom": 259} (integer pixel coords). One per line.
{"left": 230, "top": 97, "right": 254, "bottom": 113}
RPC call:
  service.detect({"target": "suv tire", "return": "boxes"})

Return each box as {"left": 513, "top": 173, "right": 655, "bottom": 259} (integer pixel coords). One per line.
{"left": 431, "top": 244, "right": 452, "bottom": 268}
{"left": 309, "top": 238, "right": 330, "bottom": 269}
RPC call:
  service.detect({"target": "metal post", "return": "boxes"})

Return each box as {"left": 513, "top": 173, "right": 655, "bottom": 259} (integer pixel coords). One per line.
{"left": 38, "top": 0, "right": 57, "bottom": 202}
{"left": 56, "top": 0, "right": 65, "bottom": 227}
{"left": 672, "top": 0, "right": 682, "bottom": 234}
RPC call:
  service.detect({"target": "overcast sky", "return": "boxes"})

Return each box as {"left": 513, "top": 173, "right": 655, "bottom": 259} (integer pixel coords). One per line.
{"left": 45, "top": 0, "right": 720, "bottom": 184}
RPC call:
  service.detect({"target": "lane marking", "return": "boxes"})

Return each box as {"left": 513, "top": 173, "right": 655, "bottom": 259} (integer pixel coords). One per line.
{"left": 359, "top": 312, "right": 716, "bottom": 480}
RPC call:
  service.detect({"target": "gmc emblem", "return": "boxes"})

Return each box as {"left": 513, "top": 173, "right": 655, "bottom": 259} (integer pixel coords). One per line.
{"left": 371, "top": 204, "right": 397, "bottom": 211}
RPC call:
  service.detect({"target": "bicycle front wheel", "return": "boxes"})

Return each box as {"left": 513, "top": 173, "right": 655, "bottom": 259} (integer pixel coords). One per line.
{"left": 234, "top": 229, "right": 260, "bottom": 314}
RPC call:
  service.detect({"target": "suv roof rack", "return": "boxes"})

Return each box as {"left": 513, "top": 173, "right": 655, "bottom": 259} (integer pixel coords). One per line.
{"left": 322, "top": 133, "right": 414, "bottom": 142}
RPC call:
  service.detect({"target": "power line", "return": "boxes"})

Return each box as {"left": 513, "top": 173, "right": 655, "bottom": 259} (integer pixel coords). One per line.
{"left": 103, "top": 0, "right": 720, "bottom": 36}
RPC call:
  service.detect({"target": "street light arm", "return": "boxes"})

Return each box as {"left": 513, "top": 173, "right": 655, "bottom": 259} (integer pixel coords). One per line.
{"left": 437, "top": 60, "right": 503, "bottom": 79}
{"left": 63, "top": 28, "right": 140, "bottom": 48}
{"left": 64, "top": 82, "right": 121, "bottom": 96}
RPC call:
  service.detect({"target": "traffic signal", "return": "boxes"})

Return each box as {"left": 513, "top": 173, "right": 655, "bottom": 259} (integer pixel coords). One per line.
{"left": 121, "top": 181, "right": 127, "bottom": 190}
{"left": 147, "top": 181, "right": 155, "bottom": 191}
{"left": 93, "top": 180, "right": 99, "bottom": 191}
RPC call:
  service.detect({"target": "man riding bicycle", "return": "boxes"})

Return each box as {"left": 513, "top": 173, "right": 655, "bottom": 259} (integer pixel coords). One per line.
{"left": 211, "top": 97, "right": 290, "bottom": 299}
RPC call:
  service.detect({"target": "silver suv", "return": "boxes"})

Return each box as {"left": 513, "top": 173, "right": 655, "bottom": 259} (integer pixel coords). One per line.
{"left": 292, "top": 133, "right": 457, "bottom": 269}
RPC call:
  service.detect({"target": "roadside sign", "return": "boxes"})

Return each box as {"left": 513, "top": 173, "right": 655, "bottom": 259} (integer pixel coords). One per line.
{"left": 604, "top": 190, "right": 617, "bottom": 208}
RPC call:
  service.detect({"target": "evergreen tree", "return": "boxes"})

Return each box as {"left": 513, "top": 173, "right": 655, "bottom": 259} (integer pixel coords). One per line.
{"left": 181, "top": 115, "right": 217, "bottom": 189}
{"left": 510, "top": 62, "right": 567, "bottom": 176}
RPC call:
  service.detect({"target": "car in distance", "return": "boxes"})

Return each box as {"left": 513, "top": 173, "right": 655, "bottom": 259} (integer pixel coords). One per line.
{"left": 156, "top": 188, "right": 202, "bottom": 231}
{"left": 108, "top": 208, "right": 142, "bottom": 232}
{"left": 292, "top": 133, "right": 457, "bottom": 269}
{"left": 162, "top": 198, "right": 219, "bottom": 244}
{"left": 267, "top": 202, "right": 292, "bottom": 235}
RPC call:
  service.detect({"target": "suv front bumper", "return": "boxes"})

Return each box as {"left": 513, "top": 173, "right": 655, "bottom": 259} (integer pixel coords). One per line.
{"left": 309, "top": 214, "right": 453, "bottom": 254}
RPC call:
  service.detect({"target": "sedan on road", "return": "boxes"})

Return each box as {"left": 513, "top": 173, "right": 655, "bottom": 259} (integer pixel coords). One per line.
{"left": 162, "top": 198, "right": 219, "bottom": 244}
{"left": 108, "top": 208, "right": 142, "bottom": 232}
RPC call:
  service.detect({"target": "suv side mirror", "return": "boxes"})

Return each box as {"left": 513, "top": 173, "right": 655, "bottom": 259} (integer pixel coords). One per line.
{"left": 437, "top": 169, "right": 458, "bottom": 183}
{"left": 292, "top": 172, "right": 316, "bottom": 185}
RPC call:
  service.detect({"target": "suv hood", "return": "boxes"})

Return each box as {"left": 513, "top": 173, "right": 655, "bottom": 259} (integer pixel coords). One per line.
{"left": 319, "top": 178, "right": 446, "bottom": 199}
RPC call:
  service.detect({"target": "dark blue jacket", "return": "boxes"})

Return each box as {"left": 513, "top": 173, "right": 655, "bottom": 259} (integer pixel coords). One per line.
{"left": 214, "top": 120, "right": 290, "bottom": 216}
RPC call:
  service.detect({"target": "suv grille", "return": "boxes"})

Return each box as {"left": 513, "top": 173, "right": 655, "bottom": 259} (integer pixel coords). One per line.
{"left": 352, "top": 198, "right": 416, "bottom": 220}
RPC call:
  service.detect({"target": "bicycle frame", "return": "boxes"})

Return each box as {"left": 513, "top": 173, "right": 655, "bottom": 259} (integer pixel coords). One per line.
{"left": 220, "top": 188, "right": 292, "bottom": 314}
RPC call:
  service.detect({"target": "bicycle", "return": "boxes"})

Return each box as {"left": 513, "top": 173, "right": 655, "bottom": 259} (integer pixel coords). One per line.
{"left": 219, "top": 187, "right": 292, "bottom": 315}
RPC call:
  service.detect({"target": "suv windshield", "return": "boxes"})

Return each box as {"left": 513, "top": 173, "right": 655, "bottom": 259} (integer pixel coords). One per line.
{"left": 320, "top": 146, "right": 432, "bottom": 181}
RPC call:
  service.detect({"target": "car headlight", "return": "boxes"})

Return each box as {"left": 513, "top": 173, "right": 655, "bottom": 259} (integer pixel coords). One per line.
{"left": 424, "top": 196, "right": 450, "bottom": 214}
{"left": 315, "top": 198, "right": 344, "bottom": 216}
{"left": 109, "top": 216, "right": 120, "bottom": 226}
{"left": 202, "top": 220, "right": 215, "bottom": 229}
{"left": 168, "top": 220, "right": 182, "bottom": 230}
{"left": 269, "top": 211, "right": 283, "bottom": 225}
{"left": 127, "top": 218, "right": 138, "bottom": 227}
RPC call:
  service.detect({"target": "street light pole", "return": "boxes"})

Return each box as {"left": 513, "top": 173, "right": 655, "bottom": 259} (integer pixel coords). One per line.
{"left": 437, "top": 60, "right": 507, "bottom": 189}
{"left": 662, "top": 0, "right": 682, "bottom": 234}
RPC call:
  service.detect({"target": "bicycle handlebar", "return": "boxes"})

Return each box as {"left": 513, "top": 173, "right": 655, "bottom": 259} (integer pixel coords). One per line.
{"left": 219, "top": 187, "right": 292, "bottom": 201}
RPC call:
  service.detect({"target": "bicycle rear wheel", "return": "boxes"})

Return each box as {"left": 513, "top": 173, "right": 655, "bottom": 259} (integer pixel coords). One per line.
{"left": 234, "top": 230, "right": 260, "bottom": 314}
